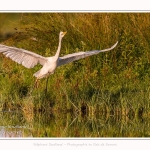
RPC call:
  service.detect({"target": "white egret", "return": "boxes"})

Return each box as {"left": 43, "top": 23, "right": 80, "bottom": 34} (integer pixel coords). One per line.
{"left": 0, "top": 31, "right": 118, "bottom": 92}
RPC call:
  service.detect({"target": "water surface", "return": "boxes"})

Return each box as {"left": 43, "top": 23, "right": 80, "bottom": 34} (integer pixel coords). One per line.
{"left": 0, "top": 111, "right": 150, "bottom": 137}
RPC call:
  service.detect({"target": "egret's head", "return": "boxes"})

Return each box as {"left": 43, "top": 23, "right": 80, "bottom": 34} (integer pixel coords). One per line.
{"left": 59, "top": 31, "right": 67, "bottom": 39}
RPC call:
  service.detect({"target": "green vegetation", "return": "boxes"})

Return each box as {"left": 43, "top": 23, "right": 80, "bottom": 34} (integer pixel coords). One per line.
{"left": 1, "top": 111, "right": 150, "bottom": 137}
{"left": 0, "top": 13, "right": 150, "bottom": 119}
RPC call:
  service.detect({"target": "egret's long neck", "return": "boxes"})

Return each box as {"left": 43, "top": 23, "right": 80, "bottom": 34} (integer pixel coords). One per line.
{"left": 55, "top": 37, "right": 62, "bottom": 59}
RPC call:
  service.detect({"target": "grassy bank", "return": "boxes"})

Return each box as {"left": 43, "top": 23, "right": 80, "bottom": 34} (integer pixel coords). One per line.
{"left": 0, "top": 13, "right": 150, "bottom": 117}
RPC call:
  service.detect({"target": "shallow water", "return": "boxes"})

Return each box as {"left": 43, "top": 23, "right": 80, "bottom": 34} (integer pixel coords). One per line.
{"left": 0, "top": 110, "right": 150, "bottom": 137}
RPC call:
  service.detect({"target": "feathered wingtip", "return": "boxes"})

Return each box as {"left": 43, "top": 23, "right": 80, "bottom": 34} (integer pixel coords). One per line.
{"left": 111, "top": 41, "right": 118, "bottom": 49}
{"left": 99, "top": 41, "right": 118, "bottom": 53}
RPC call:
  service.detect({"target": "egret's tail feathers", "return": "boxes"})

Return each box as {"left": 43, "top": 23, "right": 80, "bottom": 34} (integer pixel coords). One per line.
{"left": 33, "top": 70, "right": 50, "bottom": 79}
{"left": 33, "top": 70, "right": 41, "bottom": 77}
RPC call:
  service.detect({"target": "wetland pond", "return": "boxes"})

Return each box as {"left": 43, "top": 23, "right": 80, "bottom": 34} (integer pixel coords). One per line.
{"left": 0, "top": 110, "right": 150, "bottom": 137}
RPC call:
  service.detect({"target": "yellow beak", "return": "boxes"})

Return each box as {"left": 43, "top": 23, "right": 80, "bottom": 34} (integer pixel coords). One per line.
{"left": 63, "top": 31, "right": 67, "bottom": 35}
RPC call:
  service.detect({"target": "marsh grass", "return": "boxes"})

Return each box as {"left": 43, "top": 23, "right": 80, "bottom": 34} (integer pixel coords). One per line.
{"left": 0, "top": 13, "right": 150, "bottom": 117}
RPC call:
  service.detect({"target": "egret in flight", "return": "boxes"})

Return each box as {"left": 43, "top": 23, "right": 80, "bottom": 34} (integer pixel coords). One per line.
{"left": 0, "top": 31, "right": 118, "bottom": 92}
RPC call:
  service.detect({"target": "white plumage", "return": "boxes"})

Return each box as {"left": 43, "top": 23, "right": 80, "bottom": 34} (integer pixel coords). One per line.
{"left": 0, "top": 31, "right": 118, "bottom": 80}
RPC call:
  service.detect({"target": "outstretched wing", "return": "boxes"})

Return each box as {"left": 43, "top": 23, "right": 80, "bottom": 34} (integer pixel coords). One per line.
{"left": 58, "top": 41, "right": 118, "bottom": 67}
{"left": 0, "top": 44, "right": 47, "bottom": 68}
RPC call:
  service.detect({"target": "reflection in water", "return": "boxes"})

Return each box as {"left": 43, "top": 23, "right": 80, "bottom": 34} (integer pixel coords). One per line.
{"left": 0, "top": 126, "right": 32, "bottom": 137}
{"left": 0, "top": 111, "right": 150, "bottom": 137}
{"left": 0, "top": 111, "right": 33, "bottom": 137}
